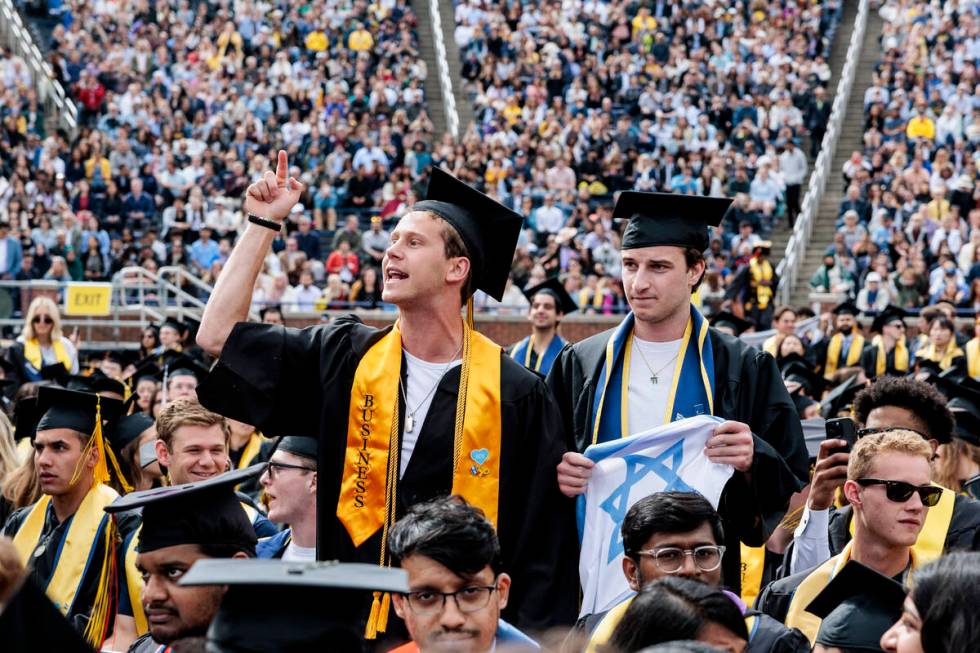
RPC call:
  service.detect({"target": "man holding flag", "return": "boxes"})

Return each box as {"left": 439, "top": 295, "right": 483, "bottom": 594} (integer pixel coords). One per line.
{"left": 547, "top": 191, "right": 809, "bottom": 595}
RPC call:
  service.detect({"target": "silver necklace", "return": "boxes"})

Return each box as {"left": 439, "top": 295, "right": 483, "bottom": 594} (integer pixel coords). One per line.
{"left": 633, "top": 339, "right": 679, "bottom": 385}
{"left": 399, "top": 340, "right": 464, "bottom": 433}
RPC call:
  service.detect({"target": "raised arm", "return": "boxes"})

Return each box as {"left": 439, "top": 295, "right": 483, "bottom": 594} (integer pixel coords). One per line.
{"left": 197, "top": 150, "right": 304, "bottom": 355}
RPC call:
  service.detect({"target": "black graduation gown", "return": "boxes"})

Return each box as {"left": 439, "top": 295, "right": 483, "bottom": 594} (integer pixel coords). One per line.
{"left": 808, "top": 335, "right": 867, "bottom": 378}
{"left": 197, "top": 316, "right": 579, "bottom": 631}
{"left": 754, "top": 565, "right": 812, "bottom": 625}
{"left": 859, "top": 343, "right": 909, "bottom": 379}
{"left": 546, "top": 326, "right": 809, "bottom": 594}
{"left": 2, "top": 502, "right": 139, "bottom": 637}
{"left": 827, "top": 495, "right": 980, "bottom": 555}
{"left": 0, "top": 576, "right": 95, "bottom": 653}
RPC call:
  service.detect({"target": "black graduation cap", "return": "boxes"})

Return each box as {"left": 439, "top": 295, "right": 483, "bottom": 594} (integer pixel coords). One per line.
{"left": 710, "top": 311, "right": 753, "bottom": 336}
{"left": 792, "top": 390, "right": 819, "bottom": 419}
{"left": 158, "top": 318, "right": 187, "bottom": 335}
{"left": 12, "top": 394, "right": 41, "bottom": 441}
{"left": 111, "top": 413, "right": 155, "bottom": 452}
{"left": 105, "top": 465, "right": 263, "bottom": 554}
{"left": 35, "top": 385, "right": 124, "bottom": 438}
{"left": 916, "top": 359, "right": 943, "bottom": 375}
{"left": 930, "top": 371, "right": 980, "bottom": 446}
{"left": 807, "top": 560, "right": 907, "bottom": 651}
{"left": 820, "top": 376, "right": 862, "bottom": 418}
{"left": 523, "top": 277, "right": 578, "bottom": 315}
{"left": 178, "top": 559, "right": 409, "bottom": 652}
{"left": 780, "top": 353, "right": 824, "bottom": 398}
{"left": 156, "top": 351, "right": 209, "bottom": 382}
{"left": 65, "top": 372, "right": 127, "bottom": 399}
{"left": 871, "top": 305, "right": 908, "bottom": 334}
{"left": 129, "top": 359, "right": 162, "bottom": 383}
{"left": 413, "top": 167, "right": 523, "bottom": 301}
{"left": 276, "top": 435, "right": 317, "bottom": 461}
{"left": 832, "top": 301, "right": 861, "bottom": 317}
{"left": 39, "top": 362, "right": 70, "bottom": 385}
{"left": 613, "top": 191, "right": 732, "bottom": 252}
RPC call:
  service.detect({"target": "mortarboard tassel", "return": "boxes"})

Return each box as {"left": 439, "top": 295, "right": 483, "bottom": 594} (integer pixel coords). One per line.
{"left": 466, "top": 297, "right": 474, "bottom": 330}
{"left": 68, "top": 396, "right": 133, "bottom": 493}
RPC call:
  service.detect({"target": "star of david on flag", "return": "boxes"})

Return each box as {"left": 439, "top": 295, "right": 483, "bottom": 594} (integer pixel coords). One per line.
{"left": 577, "top": 415, "right": 734, "bottom": 616}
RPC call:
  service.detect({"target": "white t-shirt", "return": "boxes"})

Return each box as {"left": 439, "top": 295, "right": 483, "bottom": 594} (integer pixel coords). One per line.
{"left": 400, "top": 350, "right": 462, "bottom": 477}
{"left": 627, "top": 336, "right": 683, "bottom": 434}
{"left": 282, "top": 540, "right": 316, "bottom": 563}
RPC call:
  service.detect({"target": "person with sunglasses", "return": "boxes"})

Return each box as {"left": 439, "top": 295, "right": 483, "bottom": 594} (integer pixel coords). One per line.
{"left": 387, "top": 496, "right": 537, "bottom": 653}
{"left": 582, "top": 492, "right": 808, "bottom": 653}
{"left": 256, "top": 436, "right": 317, "bottom": 560}
{"left": 757, "top": 430, "right": 936, "bottom": 644}
{"left": 8, "top": 296, "right": 79, "bottom": 386}
{"left": 784, "top": 376, "right": 980, "bottom": 579}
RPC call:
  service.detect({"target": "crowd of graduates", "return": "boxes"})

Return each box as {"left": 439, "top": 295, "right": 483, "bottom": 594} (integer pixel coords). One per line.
{"left": 0, "top": 149, "right": 978, "bottom": 653}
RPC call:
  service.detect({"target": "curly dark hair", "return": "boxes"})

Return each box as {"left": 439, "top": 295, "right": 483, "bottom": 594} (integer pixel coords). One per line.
{"left": 852, "top": 376, "right": 953, "bottom": 444}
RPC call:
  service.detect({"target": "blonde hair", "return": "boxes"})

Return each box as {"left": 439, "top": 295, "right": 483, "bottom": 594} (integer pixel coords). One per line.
{"left": 934, "top": 439, "right": 980, "bottom": 492}
{"left": 849, "top": 430, "right": 934, "bottom": 480}
{"left": 22, "top": 296, "right": 64, "bottom": 341}
{"left": 156, "top": 397, "right": 230, "bottom": 450}
{"left": 0, "top": 412, "right": 17, "bottom": 483}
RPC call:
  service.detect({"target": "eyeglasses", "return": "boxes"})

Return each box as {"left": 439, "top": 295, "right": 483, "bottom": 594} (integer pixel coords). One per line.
{"left": 856, "top": 479, "right": 943, "bottom": 506}
{"left": 402, "top": 584, "right": 498, "bottom": 615}
{"left": 265, "top": 461, "right": 315, "bottom": 479}
{"left": 635, "top": 545, "right": 726, "bottom": 573}
{"left": 856, "top": 426, "right": 930, "bottom": 441}
{"left": 32, "top": 315, "right": 53, "bottom": 324}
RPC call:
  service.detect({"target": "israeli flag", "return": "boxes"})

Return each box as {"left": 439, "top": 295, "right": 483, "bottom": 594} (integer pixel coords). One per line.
{"left": 578, "top": 415, "right": 734, "bottom": 616}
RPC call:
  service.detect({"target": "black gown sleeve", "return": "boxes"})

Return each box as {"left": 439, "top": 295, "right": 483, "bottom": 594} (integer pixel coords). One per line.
{"left": 197, "top": 322, "right": 330, "bottom": 437}
{"left": 545, "top": 344, "right": 584, "bottom": 452}
{"left": 720, "top": 348, "right": 809, "bottom": 548}
{"left": 500, "top": 376, "right": 579, "bottom": 630}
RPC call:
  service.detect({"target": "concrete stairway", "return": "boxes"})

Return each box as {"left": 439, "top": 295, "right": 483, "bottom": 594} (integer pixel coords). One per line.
{"left": 410, "top": 0, "right": 475, "bottom": 137}
{"left": 788, "top": 2, "right": 883, "bottom": 306}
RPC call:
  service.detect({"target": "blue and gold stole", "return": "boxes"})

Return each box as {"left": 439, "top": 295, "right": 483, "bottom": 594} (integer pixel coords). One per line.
{"left": 510, "top": 334, "right": 566, "bottom": 375}
{"left": 590, "top": 305, "right": 715, "bottom": 445}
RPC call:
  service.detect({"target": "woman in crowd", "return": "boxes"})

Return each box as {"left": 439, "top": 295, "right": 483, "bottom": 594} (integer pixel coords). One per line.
{"left": 881, "top": 552, "right": 980, "bottom": 652}
{"left": 6, "top": 296, "right": 79, "bottom": 384}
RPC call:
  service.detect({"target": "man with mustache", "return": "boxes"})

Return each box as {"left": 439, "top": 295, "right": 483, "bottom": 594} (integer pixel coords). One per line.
{"left": 106, "top": 467, "right": 261, "bottom": 653}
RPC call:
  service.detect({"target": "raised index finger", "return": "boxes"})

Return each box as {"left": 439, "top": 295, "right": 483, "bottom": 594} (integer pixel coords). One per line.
{"left": 276, "top": 149, "right": 288, "bottom": 185}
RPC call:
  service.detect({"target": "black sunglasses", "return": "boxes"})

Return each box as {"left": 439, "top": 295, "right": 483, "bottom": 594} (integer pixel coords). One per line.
{"left": 32, "top": 315, "right": 53, "bottom": 324}
{"left": 856, "top": 478, "right": 943, "bottom": 506}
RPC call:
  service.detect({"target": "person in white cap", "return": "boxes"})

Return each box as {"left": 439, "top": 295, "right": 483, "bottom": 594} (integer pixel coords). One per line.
{"left": 856, "top": 272, "right": 890, "bottom": 313}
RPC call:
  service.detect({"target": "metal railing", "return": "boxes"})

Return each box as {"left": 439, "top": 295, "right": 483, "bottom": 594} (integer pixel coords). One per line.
{"left": 429, "top": 0, "right": 460, "bottom": 138}
{"left": 0, "top": 0, "right": 78, "bottom": 137}
{"left": 113, "top": 266, "right": 260, "bottom": 323}
{"left": 775, "top": 0, "right": 869, "bottom": 306}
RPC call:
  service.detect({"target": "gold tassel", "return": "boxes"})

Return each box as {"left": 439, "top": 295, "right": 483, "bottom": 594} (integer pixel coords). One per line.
{"left": 466, "top": 297, "right": 474, "bottom": 329}
{"left": 377, "top": 591, "right": 391, "bottom": 632}
{"left": 82, "top": 516, "right": 117, "bottom": 648}
{"left": 365, "top": 591, "right": 383, "bottom": 639}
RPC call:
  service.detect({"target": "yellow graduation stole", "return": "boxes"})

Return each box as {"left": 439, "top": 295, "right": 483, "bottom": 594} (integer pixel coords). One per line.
{"left": 337, "top": 320, "right": 501, "bottom": 638}
{"left": 824, "top": 332, "right": 865, "bottom": 379}
{"left": 24, "top": 337, "right": 72, "bottom": 373}
{"left": 12, "top": 483, "right": 120, "bottom": 647}
{"left": 762, "top": 335, "right": 782, "bottom": 356}
{"left": 789, "top": 486, "right": 956, "bottom": 643}
{"left": 236, "top": 432, "right": 266, "bottom": 469}
{"left": 739, "top": 543, "right": 766, "bottom": 607}
{"left": 967, "top": 338, "right": 980, "bottom": 378}
{"left": 872, "top": 335, "right": 909, "bottom": 377}
{"left": 125, "top": 526, "right": 148, "bottom": 636}
{"left": 749, "top": 257, "right": 774, "bottom": 310}
{"left": 586, "top": 596, "right": 634, "bottom": 653}
{"left": 920, "top": 340, "right": 965, "bottom": 370}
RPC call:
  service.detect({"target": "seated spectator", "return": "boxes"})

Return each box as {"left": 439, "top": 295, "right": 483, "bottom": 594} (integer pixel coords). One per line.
{"left": 856, "top": 272, "right": 891, "bottom": 312}
{"left": 188, "top": 227, "right": 221, "bottom": 276}
{"left": 387, "top": 496, "right": 536, "bottom": 653}
{"left": 326, "top": 240, "right": 359, "bottom": 284}
{"left": 282, "top": 271, "right": 322, "bottom": 314}
{"left": 293, "top": 216, "right": 321, "bottom": 262}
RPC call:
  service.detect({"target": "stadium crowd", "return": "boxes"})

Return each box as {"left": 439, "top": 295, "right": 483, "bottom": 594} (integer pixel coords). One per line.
{"left": 3, "top": 0, "right": 980, "bottom": 652}
{"left": 1, "top": 0, "right": 846, "bottom": 319}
